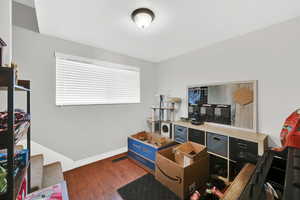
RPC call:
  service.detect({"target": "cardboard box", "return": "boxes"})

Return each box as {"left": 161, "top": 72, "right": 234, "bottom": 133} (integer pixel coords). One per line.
{"left": 173, "top": 142, "right": 207, "bottom": 167}
{"left": 128, "top": 132, "right": 177, "bottom": 173}
{"left": 155, "top": 145, "right": 209, "bottom": 200}
{"left": 130, "top": 131, "right": 171, "bottom": 148}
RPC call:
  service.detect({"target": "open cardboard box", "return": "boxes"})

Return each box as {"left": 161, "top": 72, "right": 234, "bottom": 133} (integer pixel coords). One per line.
{"left": 173, "top": 142, "right": 208, "bottom": 167}
{"left": 156, "top": 144, "right": 209, "bottom": 200}
{"left": 130, "top": 131, "right": 173, "bottom": 148}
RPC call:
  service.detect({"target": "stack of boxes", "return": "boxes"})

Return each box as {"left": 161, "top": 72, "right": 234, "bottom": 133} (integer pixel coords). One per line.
{"left": 128, "top": 132, "right": 211, "bottom": 199}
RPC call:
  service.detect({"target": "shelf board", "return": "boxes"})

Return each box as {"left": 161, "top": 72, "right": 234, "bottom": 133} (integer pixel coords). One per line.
{"left": 14, "top": 85, "right": 30, "bottom": 92}
{"left": 0, "top": 69, "right": 30, "bottom": 91}
{"left": 0, "top": 85, "right": 31, "bottom": 91}
{"left": 208, "top": 151, "right": 228, "bottom": 160}
{"left": 151, "top": 107, "right": 174, "bottom": 110}
{"left": 147, "top": 119, "right": 172, "bottom": 123}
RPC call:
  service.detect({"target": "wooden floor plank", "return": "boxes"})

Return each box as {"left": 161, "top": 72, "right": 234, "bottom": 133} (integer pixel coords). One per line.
{"left": 64, "top": 153, "right": 147, "bottom": 200}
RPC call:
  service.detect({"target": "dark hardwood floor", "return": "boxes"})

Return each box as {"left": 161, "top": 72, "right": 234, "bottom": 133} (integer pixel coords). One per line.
{"left": 64, "top": 153, "right": 147, "bottom": 200}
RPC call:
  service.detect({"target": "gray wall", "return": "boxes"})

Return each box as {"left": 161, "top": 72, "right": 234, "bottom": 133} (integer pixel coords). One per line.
{"left": 0, "top": 0, "right": 12, "bottom": 65}
{"left": 11, "top": 26, "right": 156, "bottom": 160}
{"left": 156, "top": 17, "right": 300, "bottom": 146}
{"left": 12, "top": 2, "right": 39, "bottom": 32}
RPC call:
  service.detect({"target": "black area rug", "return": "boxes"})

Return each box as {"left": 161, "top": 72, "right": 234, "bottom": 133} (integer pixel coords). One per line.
{"left": 117, "top": 174, "right": 181, "bottom": 200}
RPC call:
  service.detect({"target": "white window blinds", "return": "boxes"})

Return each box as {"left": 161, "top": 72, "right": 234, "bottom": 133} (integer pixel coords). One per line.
{"left": 55, "top": 53, "right": 140, "bottom": 106}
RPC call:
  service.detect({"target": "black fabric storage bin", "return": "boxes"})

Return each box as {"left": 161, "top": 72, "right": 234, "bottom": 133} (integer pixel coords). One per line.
{"left": 188, "top": 128, "right": 205, "bottom": 145}
{"left": 229, "top": 137, "right": 258, "bottom": 163}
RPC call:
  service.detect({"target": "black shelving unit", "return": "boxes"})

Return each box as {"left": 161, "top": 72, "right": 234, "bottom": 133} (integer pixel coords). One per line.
{"left": 0, "top": 66, "right": 31, "bottom": 200}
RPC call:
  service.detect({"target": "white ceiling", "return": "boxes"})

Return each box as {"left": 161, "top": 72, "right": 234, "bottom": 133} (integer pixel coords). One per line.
{"left": 33, "top": 0, "right": 300, "bottom": 62}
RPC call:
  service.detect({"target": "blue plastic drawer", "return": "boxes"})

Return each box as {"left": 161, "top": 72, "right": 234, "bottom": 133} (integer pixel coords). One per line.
{"left": 175, "top": 125, "right": 187, "bottom": 135}
{"left": 128, "top": 151, "right": 155, "bottom": 171}
{"left": 128, "top": 137, "right": 157, "bottom": 161}
{"left": 174, "top": 125, "right": 187, "bottom": 143}
{"left": 174, "top": 136, "right": 187, "bottom": 144}
{"left": 207, "top": 132, "right": 228, "bottom": 157}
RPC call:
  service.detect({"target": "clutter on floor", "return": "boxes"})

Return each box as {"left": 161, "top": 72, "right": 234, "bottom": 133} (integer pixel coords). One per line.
{"left": 190, "top": 177, "right": 227, "bottom": 200}
{"left": 126, "top": 140, "right": 269, "bottom": 199}
{"left": 122, "top": 153, "right": 257, "bottom": 200}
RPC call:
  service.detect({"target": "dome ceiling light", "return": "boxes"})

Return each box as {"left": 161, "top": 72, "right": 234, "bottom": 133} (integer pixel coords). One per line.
{"left": 131, "top": 8, "right": 155, "bottom": 29}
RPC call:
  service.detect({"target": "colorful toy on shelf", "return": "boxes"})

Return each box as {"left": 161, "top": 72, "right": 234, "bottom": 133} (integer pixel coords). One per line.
{"left": 273, "top": 109, "right": 300, "bottom": 151}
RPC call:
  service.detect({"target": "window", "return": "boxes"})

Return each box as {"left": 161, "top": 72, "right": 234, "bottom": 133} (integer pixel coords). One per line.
{"left": 55, "top": 53, "right": 140, "bottom": 106}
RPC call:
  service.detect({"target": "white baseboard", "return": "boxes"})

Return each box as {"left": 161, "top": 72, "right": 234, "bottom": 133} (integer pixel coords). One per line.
{"left": 19, "top": 140, "right": 127, "bottom": 172}
{"left": 73, "top": 146, "right": 128, "bottom": 169}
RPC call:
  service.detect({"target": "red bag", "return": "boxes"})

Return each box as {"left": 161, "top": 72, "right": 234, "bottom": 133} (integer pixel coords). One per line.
{"left": 280, "top": 110, "right": 300, "bottom": 149}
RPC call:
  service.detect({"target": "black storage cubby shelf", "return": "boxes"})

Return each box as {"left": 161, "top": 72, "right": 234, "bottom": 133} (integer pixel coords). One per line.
{"left": 173, "top": 121, "right": 268, "bottom": 182}
{"left": 0, "top": 67, "right": 31, "bottom": 200}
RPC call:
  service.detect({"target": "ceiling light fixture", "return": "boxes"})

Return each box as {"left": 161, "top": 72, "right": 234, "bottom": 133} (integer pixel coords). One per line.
{"left": 131, "top": 8, "right": 155, "bottom": 29}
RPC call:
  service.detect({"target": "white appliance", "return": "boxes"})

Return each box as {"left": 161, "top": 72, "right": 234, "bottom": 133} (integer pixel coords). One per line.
{"left": 161, "top": 122, "right": 172, "bottom": 138}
